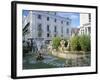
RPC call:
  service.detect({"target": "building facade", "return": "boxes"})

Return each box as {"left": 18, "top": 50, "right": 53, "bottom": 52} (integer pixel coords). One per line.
{"left": 71, "top": 28, "right": 80, "bottom": 36}
{"left": 79, "top": 13, "right": 91, "bottom": 35}
{"left": 23, "top": 11, "right": 72, "bottom": 50}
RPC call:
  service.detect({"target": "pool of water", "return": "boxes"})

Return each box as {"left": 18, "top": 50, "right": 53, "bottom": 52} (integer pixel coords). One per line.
{"left": 23, "top": 52, "right": 91, "bottom": 69}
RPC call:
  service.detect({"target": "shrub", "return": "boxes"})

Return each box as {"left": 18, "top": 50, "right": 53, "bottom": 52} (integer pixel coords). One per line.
{"left": 79, "top": 35, "right": 91, "bottom": 51}
{"left": 70, "top": 35, "right": 81, "bottom": 51}
{"left": 52, "top": 37, "right": 61, "bottom": 50}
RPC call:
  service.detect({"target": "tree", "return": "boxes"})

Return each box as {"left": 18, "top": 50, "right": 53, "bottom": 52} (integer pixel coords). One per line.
{"left": 79, "top": 35, "right": 90, "bottom": 51}
{"left": 70, "top": 35, "right": 81, "bottom": 51}
{"left": 52, "top": 37, "right": 61, "bottom": 50}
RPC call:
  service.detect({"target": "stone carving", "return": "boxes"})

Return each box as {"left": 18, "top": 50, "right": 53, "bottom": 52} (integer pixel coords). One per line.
{"left": 36, "top": 52, "right": 44, "bottom": 61}
{"left": 58, "top": 40, "right": 66, "bottom": 52}
{"left": 48, "top": 39, "right": 70, "bottom": 54}
{"left": 66, "top": 40, "right": 70, "bottom": 51}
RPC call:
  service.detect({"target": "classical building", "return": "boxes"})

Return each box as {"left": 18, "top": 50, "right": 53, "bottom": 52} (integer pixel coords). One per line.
{"left": 23, "top": 11, "right": 72, "bottom": 50}
{"left": 79, "top": 13, "right": 91, "bottom": 35}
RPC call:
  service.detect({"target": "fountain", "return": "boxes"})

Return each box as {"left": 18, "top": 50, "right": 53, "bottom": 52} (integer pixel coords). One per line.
{"left": 36, "top": 52, "right": 44, "bottom": 61}
{"left": 58, "top": 40, "right": 66, "bottom": 52}
{"left": 48, "top": 41, "right": 53, "bottom": 52}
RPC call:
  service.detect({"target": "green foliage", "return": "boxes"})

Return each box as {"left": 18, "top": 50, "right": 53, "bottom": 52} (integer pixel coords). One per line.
{"left": 70, "top": 35, "right": 81, "bottom": 51}
{"left": 70, "top": 35, "right": 91, "bottom": 51}
{"left": 52, "top": 37, "right": 61, "bottom": 50}
{"left": 79, "top": 35, "right": 91, "bottom": 51}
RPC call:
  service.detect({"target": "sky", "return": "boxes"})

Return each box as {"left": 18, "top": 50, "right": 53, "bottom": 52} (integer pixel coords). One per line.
{"left": 23, "top": 10, "right": 29, "bottom": 17}
{"left": 57, "top": 12, "right": 80, "bottom": 27}
{"left": 23, "top": 10, "right": 80, "bottom": 28}
{"left": 22, "top": 10, "right": 29, "bottom": 20}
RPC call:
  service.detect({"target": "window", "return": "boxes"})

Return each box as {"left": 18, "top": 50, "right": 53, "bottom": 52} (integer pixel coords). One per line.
{"left": 54, "top": 26, "right": 57, "bottom": 37}
{"left": 38, "top": 14, "right": 41, "bottom": 19}
{"left": 38, "top": 24, "right": 42, "bottom": 31}
{"left": 67, "top": 28, "right": 69, "bottom": 34}
{"left": 37, "top": 23, "right": 42, "bottom": 37}
{"left": 89, "top": 13, "right": 91, "bottom": 22}
{"left": 47, "top": 17, "right": 49, "bottom": 21}
{"left": 54, "top": 26, "right": 57, "bottom": 32}
{"left": 47, "top": 25, "right": 49, "bottom": 32}
{"left": 88, "top": 27, "right": 91, "bottom": 34}
{"left": 66, "top": 21, "right": 70, "bottom": 25}
{"left": 54, "top": 18, "right": 56, "bottom": 22}
{"left": 47, "top": 33, "right": 50, "bottom": 37}
{"left": 61, "top": 26, "right": 63, "bottom": 33}
{"left": 61, "top": 21, "right": 63, "bottom": 24}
